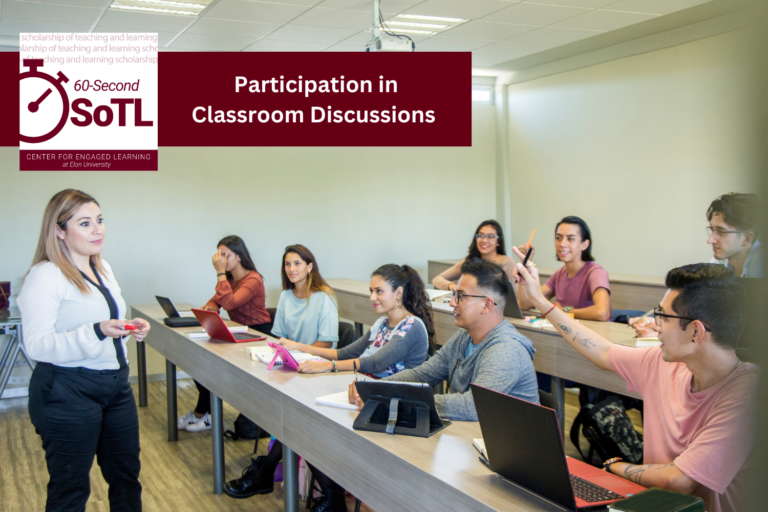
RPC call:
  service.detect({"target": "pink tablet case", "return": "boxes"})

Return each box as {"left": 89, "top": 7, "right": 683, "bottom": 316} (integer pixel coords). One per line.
{"left": 267, "top": 342, "right": 300, "bottom": 371}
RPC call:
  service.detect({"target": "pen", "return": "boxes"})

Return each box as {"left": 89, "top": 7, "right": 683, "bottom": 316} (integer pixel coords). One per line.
{"left": 522, "top": 246, "right": 533, "bottom": 267}
{"left": 353, "top": 360, "right": 358, "bottom": 381}
{"left": 627, "top": 309, "right": 654, "bottom": 328}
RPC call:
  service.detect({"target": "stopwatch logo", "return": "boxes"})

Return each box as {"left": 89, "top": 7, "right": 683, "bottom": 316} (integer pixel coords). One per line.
{"left": 19, "top": 59, "right": 70, "bottom": 144}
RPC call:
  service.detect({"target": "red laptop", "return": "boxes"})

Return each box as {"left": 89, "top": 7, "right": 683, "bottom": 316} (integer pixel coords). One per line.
{"left": 191, "top": 308, "right": 266, "bottom": 343}
{"left": 472, "top": 384, "right": 645, "bottom": 511}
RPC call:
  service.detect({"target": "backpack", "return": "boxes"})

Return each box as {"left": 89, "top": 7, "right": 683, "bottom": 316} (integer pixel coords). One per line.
{"left": 569, "top": 395, "right": 644, "bottom": 466}
{"left": 224, "top": 413, "right": 264, "bottom": 441}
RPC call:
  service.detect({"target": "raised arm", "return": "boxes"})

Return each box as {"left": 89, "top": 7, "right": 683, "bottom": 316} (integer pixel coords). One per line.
{"left": 432, "top": 260, "right": 463, "bottom": 291}
{"left": 517, "top": 263, "right": 613, "bottom": 371}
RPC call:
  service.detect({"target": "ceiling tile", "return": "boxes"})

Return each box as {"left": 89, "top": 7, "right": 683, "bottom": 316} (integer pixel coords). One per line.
{"left": 336, "top": 28, "right": 433, "bottom": 46}
{"left": 508, "top": 26, "right": 602, "bottom": 45}
{"left": 439, "top": 20, "right": 537, "bottom": 40}
{"left": 472, "top": 53, "right": 516, "bottom": 67}
{"left": 0, "top": 18, "right": 92, "bottom": 37}
{"left": 554, "top": 9, "right": 657, "bottom": 30}
{"left": 265, "top": 24, "right": 358, "bottom": 43}
{"left": 170, "top": 33, "right": 258, "bottom": 50}
{"left": 29, "top": 0, "right": 111, "bottom": 8}
{"left": 523, "top": 0, "right": 616, "bottom": 7}
{"left": 319, "top": 0, "right": 424, "bottom": 13}
{"left": 290, "top": 7, "right": 378, "bottom": 29}
{"left": 416, "top": 36, "right": 495, "bottom": 51}
{"left": 97, "top": 9, "right": 198, "bottom": 32}
{"left": 482, "top": 2, "right": 590, "bottom": 25}
{"left": 185, "top": 18, "right": 280, "bottom": 39}
{"left": 94, "top": 27, "right": 178, "bottom": 46}
{"left": 2, "top": 0, "right": 103, "bottom": 25}
{"left": 471, "top": 39, "right": 553, "bottom": 57}
{"left": 243, "top": 39, "right": 330, "bottom": 51}
{"left": 605, "top": 0, "right": 712, "bottom": 15}
{"left": 321, "top": 43, "right": 366, "bottom": 51}
{"left": 403, "top": 0, "right": 521, "bottom": 21}
{"left": 205, "top": 0, "right": 312, "bottom": 24}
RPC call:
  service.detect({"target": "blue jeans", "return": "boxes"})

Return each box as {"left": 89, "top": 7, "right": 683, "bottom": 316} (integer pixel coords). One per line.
{"left": 29, "top": 362, "right": 142, "bottom": 512}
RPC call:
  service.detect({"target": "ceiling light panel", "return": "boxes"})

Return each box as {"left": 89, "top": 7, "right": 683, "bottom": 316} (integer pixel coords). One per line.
{"left": 110, "top": 0, "right": 212, "bottom": 16}
{"left": 384, "top": 14, "right": 467, "bottom": 35}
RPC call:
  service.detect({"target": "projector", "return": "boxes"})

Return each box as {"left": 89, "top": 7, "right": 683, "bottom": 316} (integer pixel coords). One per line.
{"left": 365, "top": 37, "right": 414, "bottom": 52}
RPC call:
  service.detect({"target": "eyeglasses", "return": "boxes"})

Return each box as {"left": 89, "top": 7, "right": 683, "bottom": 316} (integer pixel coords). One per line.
{"left": 653, "top": 308, "right": 710, "bottom": 331}
{"left": 475, "top": 233, "right": 499, "bottom": 241}
{"left": 706, "top": 226, "right": 746, "bottom": 238}
{"left": 453, "top": 290, "right": 497, "bottom": 306}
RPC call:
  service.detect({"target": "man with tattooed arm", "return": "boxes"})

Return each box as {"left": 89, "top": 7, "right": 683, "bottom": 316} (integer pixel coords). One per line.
{"left": 515, "top": 255, "right": 758, "bottom": 512}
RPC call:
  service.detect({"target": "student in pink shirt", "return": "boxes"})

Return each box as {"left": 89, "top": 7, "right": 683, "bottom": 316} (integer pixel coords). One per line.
{"left": 516, "top": 261, "right": 757, "bottom": 512}
{"left": 515, "top": 216, "right": 611, "bottom": 321}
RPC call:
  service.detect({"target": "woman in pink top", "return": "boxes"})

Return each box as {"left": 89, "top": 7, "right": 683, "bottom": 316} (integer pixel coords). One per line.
{"left": 516, "top": 216, "right": 611, "bottom": 321}
{"left": 180, "top": 235, "right": 271, "bottom": 432}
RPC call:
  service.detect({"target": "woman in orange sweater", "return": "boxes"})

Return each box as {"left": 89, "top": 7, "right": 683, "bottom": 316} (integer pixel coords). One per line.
{"left": 180, "top": 235, "right": 271, "bottom": 432}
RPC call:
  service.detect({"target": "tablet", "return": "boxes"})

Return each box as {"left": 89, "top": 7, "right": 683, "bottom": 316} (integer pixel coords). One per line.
{"left": 267, "top": 341, "right": 300, "bottom": 370}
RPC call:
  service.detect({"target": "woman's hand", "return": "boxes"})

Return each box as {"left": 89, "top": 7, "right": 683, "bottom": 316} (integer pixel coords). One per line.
{"left": 297, "top": 361, "right": 333, "bottom": 374}
{"left": 630, "top": 317, "right": 657, "bottom": 337}
{"left": 129, "top": 318, "right": 151, "bottom": 342}
{"left": 212, "top": 250, "right": 227, "bottom": 274}
{"left": 277, "top": 338, "right": 303, "bottom": 351}
{"left": 100, "top": 320, "right": 135, "bottom": 338}
{"left": 348, "top": 382, "right": 364, "bottom": 410}
{"left": 200, "top": 304, "right": 218, "bottom": 312}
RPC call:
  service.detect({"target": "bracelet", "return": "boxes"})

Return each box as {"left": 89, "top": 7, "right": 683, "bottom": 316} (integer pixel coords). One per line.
{"left": 217, "top": 272, "right": 226, "bottom": 276}
{"left": 542, "top": 304, "right": 557, "bottom": 318}
{"left": 331, "top": 360, "right": 338, "bottom": 373}
{"left": 603, "top": 457, "right": 623, "bottom": 473}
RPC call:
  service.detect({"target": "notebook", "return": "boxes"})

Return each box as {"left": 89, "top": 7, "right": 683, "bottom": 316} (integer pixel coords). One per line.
{"left": 316, "top": 391, "right": 358, "bottom": 410}
{"left": 246, "top": 346, "right": 327, "bottom": 366}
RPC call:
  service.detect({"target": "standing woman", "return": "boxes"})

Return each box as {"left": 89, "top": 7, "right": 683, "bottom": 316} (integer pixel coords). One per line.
{"left": 432, "top": 219, "right": 516, "bottom": 291}
{"left": 179, "top": 235, "right": 271, "bottom": 432}
{"left": 224, "top": 244, "right": 338, "bottom": 501}
{"left": 19, "top": 189, "right": 150, "bottom": 512}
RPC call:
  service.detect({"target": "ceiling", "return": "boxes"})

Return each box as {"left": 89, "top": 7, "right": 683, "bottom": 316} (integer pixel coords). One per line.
{"left": 0, "top": 0, "right": 714, "bottom": 69}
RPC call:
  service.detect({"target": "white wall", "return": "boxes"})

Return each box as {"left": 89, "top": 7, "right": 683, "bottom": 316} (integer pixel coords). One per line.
{"left": 0, "top": 104, "right": 497, "bottom": 378}
{"left": 504, "top": 29, "right": 761, "bottom": 277}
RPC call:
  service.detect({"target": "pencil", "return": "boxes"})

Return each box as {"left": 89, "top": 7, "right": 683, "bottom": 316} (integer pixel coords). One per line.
{"left": 627, "top": 309, "right": 654, "bottom": 328}
{"left": 526, "top": 229, "right": 536, "bottom": 248}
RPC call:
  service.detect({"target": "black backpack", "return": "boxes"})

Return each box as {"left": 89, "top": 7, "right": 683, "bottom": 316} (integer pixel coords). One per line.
{"left": 569, "top": 395, "right": 644, "bottom": 466}
{"left": 224, "top": 414, "right": 264, "bottom": 441}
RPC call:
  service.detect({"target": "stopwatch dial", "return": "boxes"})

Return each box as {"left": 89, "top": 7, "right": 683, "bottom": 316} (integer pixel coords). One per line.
{"left": 20, "top": 75, "right": 67, "bottom": 140}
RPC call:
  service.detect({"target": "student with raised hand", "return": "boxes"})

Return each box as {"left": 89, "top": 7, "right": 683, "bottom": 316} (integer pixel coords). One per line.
{"left": 275, "top": 263, "right": 434, "bottom": 511}
{"left": 19, "top": 189, "right": 150, "bottom": 511}
{"left": 224, "top": 244, "right": 338, "bottom": 502}
{"left": 514, "top": 216, "right": 611, "bottom": 322}
{"left": 432, "top": 219, "right": 517, "bottom": 291}
{"left": 179, "top": 235, "right": 271, "bottom": 433}
{"left": 517, "top": 261, "right": 757, "bottom": 512}
{"left": 279, "top": 263, "right": 433, "bottom": 376}
{"left": 354, "top": 258, "right": 539, "bottom": 421}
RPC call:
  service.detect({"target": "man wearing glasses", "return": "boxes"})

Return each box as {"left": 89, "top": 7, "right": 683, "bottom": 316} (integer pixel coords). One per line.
{"left": 517, "top": 262, "right": 757, "bottom": 512}
{"left": 707, "top": 192, "right": 763, "bottom": 278}
{"left": 361, "top": 258, "right": 539, "bottom": 420}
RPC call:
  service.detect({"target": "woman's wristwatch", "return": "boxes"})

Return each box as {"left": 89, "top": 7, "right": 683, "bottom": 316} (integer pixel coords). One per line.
{"left": 563, "top": 306, "right": 574, "bottom": 313}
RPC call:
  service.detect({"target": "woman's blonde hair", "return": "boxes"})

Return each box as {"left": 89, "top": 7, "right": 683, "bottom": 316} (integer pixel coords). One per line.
{"left": 281, "top": 244, "right": 337, "bottom": 306}
{"left": 30, "top": 189, "right": 104, "bottom": 294}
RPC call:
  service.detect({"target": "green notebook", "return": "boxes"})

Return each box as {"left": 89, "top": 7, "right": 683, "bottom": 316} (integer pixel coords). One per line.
{"left": 608, "top": 488, "right": 705, "bottom": 512}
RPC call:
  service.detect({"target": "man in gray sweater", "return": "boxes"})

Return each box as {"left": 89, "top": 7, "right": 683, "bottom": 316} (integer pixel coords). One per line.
{"left": 354, "top": 258, "right": 539, "bottom": 421}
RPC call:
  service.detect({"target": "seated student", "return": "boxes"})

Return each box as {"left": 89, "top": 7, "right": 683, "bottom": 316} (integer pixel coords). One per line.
{"left": 633, "top": 192, "right": 763, "bottom": 337}
{"left": 224, "top": 244, "right": 338, "bottom": 501}
{"left": 432, "top": 219, "right": 517, "bottom": 291}
{"left": 515, "top": 216, "right": 611, "bottom": 322}
{"left": 516, "top": 261, "right": 757, "bottom": 512}
{"left": 708, "top": 192, "right": 764, "bottom": 278}
{"left": 273, "top": 264, "right": 435, "bottom": 511}
{"left": 179, "top": 235, "right": 271, "bottom": 432}
{"left": 355, "top": 258, "right": 539, "bottom": 421}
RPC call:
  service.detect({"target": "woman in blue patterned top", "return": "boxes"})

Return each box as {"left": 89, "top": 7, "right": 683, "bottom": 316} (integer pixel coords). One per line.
{"left": 279, "top": 264, "right": 435, "bottom": 377}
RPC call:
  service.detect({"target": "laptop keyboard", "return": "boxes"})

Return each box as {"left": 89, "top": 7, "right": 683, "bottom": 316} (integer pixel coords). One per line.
{"left": 233, "top": 333, "right": 254, "bottom": 340}
{"left": 570, "top": 475, "right": 624, "bottom": 503}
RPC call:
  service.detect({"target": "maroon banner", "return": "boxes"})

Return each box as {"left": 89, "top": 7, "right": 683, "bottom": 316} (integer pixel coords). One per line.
{"left": 2, "top": 51, "right": 471, "bottom": 148}
{"left": 20, "top": 150, "right": 158, "bottom": 171}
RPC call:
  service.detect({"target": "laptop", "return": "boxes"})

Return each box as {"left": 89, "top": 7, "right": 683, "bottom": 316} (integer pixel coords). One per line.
{"left": 156, "top": 296, "right": 200, "bottom": 327}
{"left": 503, "top": 282, "right": 526, "bottom": 319}
{"left": 471, "top": 384, "right": 645, "bottom": 511}
{"left": 191, "top": 308, "right": 266, "bottom": 343}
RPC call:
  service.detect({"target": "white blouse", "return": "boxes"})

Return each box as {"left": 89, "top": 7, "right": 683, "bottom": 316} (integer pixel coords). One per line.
{"left": 18, "top": 260, "right": 128, "bottom": 370}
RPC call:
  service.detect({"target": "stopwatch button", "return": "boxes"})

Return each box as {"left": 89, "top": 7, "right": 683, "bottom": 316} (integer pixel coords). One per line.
{"left": 56, "top": 71, "right": 69, "bottom": 84}
{"left": 23, "top": 59, "right": 44, "bottom": 72}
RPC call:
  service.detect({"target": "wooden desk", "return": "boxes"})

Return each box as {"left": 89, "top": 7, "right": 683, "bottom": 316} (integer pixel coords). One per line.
{"left": 131, "top": 303, "right": 565, "bottom": 512}
{"left": 428, "top": 259, "right": 666, "bottom": 312}
{"left": 329, "top": 277, "right": 641, "bottom": 429}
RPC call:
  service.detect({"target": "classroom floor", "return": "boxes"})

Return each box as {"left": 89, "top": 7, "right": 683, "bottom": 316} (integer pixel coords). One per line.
{"left": 0, "top": 379, "right": 642, "bottom": 512}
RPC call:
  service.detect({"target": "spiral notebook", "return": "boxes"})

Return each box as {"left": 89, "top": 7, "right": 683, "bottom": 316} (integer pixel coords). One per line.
{"left": 246, "top": 346, "right": 327, "bottom": 366}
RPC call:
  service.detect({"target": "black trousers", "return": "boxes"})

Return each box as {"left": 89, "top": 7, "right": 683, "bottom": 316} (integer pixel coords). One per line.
{"left": 29, "top": 362, "right": 142, "bottom": 512}
{"left": 195, "top": 321, "right": 273, "bottom": 415}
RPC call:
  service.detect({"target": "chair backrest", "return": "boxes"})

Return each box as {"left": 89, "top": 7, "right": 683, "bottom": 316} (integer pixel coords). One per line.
{"left": 337, "top": 322, "right": 356, "bottom": 350}
{"left": 538, "top": 389, "right": 560, "bottom": 413}
{"left": 267, "top": 308, "right": 277, "bottom": 323}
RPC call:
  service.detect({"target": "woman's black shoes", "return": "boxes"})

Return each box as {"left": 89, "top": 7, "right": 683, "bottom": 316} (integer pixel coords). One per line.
{"left": 310, "top": 487, "right": 347, "bottom": 512}
{"left": 223, "top": 457, "right": 275, "bottom": 499}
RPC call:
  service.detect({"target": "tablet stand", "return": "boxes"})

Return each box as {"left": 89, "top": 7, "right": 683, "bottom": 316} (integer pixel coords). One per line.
{"left": 353, "top": 394, "right": 431, "bottom": 438}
